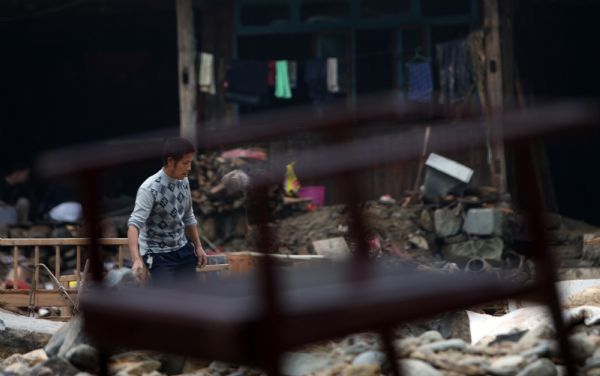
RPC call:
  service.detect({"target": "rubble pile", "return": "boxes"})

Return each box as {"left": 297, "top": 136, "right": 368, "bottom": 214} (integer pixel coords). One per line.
{"left": 190, "top": 153, "right": 248, "bottom": 217}
{"left": 265, "top": 189, "right": 517, "bottom": 264}
{"left": 4, "top": 152, "right": 600, "bottom": 375}
{"left": 6, "top": 283, "right": 600, "bottom": 376}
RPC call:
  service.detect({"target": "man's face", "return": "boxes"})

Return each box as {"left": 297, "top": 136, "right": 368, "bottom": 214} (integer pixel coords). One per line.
{"left": 166, "top": 152, "right": 194, "bottom": 180}
{"left": 8, "top": 169, "right": 30, "bottom": 184}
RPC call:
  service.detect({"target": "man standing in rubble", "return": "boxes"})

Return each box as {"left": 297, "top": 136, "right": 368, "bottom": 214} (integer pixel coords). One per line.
{"left": 128, "top": 137, "right": 207, "bottom": 285}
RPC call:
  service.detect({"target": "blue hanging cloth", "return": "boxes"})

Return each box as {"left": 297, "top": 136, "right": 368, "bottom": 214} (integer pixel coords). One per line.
{"left": 407, "top": 61, "right": 433, "bottom": 103}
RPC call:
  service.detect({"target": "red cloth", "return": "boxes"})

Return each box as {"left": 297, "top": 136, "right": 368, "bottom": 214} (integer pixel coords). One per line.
{"left": 4, "top": 279, "right": 31, "bottom": 290}
{"left": 267, "top": 60, "right": 276, "bottom": 86}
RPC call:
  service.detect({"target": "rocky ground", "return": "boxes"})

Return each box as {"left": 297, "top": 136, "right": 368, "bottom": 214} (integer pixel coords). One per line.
{"left": 3, "top": 265, "right": 600, "bottom": 376}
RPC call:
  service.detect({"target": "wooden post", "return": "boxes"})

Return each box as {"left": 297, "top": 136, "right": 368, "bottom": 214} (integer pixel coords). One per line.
{"left": 34, "top": 246, "right": 40, "bottom": 289}
{"left": 55, "top": 245, "right": 61, "bottom": 278}
{"left": 76, "top": 245, "right": 81, "bottom": 285}
{"left": 176, "top": 0, "right": 198, "bottom": 145}
{"left": 484, "top": 0, "right": 507, "bottom": 193}
{"left": 118, "top": 245, "right": 123, "bottom": 268}
{"left": 12, "top": 246, "right": 18, "bottom": 290}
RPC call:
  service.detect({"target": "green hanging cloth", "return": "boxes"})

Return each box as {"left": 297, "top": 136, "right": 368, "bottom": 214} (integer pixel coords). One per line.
{"left": 275, "top": 60, "right": 292, "bottom": 99}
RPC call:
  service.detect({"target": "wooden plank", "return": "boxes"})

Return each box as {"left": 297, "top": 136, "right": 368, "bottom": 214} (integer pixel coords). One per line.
{"left": 55, "top": 245, "right": 61, "bottom": 278}
{"left": 12, "top": 246, "right": 18, "bottom": 290}
{"left": 226, "top": 252, "right": 327, "bottom": 274}
{"left": 176, "top": 0, "right": 198, "bottom": 143}
{"left": 227, "top": 252, "right": 325, "bottom": 261}
{"left": 0, "top": 238, "right": 128, "bottom": 246}
{"left": 197, "top": 264, "right": 230, "bottom": 273}
{"left": 58, "top": 275, "right": 78, "bottom": 283}
{"left": 118, "top": 246, "right": 123, "bottom": 268}
{"left": 0, "top": 290, "right": 78, "bottom": 307}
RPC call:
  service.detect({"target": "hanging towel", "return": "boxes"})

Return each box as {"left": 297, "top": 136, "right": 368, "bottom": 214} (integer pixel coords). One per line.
{"left": 407, "top": 61, "right": 433, "bottom": 102}
{"left": 275, "top": 60, "right": 292, "bottom": 99}
{"left": 326, "top": 57, "right": 339, "bottom": 93}
{"left": 288, "top": 61, "right": 298, "bottom": 88}
{"left": 436, "top": 38, "right": 473, "bottom": 104}
{"left": 199, "top": 52, "right": 216, "bottom": 94}
{"left": 305, "top": 58, "right": 330, "bottom": 103}
{"left": 224, "top": 60, "right": 269, "bottom": 105}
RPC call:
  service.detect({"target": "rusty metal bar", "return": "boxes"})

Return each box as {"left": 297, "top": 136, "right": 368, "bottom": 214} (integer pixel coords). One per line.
{"left": 37, "top": 101, "right": 598, "bottom": 179}
{"left": 79, "top": 171, "right": 104, "bottom": 283}
{"left": 379, "top": 327, "right": 401, "bottom": 376}
{"left": 252, "top": 184, "right": 282, "bottom": 376}
{"left": 514, "top": 140, "right": 576, "bottom": 374}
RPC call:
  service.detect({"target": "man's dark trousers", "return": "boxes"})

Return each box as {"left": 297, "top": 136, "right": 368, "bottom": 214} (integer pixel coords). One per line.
{"left": 143, "top": 242, "right": 198, "bottom": 286}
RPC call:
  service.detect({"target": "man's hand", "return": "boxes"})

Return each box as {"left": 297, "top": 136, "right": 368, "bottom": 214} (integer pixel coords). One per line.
{"left": 196, "top": 247, "right": 208, "bottom": 268}
{"left": 132, "top": 259, "right": 150, "bottom": 283}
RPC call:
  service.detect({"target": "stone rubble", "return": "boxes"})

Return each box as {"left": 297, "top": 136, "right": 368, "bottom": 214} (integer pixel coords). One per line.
{"left": 2, "top": 172, "right": 600, "bottom": 375}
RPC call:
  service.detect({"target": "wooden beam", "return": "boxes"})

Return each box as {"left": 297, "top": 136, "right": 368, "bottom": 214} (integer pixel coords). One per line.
{"left": 0, "top": 238, "right": 128, "bottom": 246}
{"left": 484, "top": 0, "right": 507, "bottom": 193}
{"left": 176, "top": 0, "right": 198, "bottom": 144}
{"left": 0, "top": 290, "right": 77, "bottom": 308}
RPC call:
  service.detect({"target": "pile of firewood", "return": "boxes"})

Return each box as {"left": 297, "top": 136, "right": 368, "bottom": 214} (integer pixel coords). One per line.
{"left": 190, "top": 153, "right": 247, "bottom": 216}
{"left": 190, "top": 151, "right": 299, "bottom": 220}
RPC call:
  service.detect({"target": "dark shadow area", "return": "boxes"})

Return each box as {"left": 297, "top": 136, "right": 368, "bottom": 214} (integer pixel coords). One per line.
{"left": 0, "top": 6, "right": 180, "bottom": 198}
{"left": 515, "top": 0, "right": 600, "bottom": 224}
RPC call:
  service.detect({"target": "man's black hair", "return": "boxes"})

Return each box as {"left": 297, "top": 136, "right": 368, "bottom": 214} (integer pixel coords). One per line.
{"left": 2, "top": 160, "right": 29, "bottom": 177}
{"left": 162, "top": 137, "right": 195, "bottom": 165}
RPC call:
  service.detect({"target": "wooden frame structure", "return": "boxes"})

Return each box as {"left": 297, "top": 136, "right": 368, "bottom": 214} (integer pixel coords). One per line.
{"left": 0, "top": 238, "right": 319, "bottom": 317}
{"left": 0, "top": 238, "right": 128, "bottom": 319}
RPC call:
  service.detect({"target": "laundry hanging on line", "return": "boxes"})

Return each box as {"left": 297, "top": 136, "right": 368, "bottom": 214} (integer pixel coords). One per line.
{"left": 222, "top": 57, "right": 345, "bottom": 105}
{"left": 305, "top": 58, "right": 331, "bottom": 104}
{"left": 407, "top": 60, "right": 433, "bottom": 103}
{"left": 436, "top": 38, "right": 473, "bottom": 104}
{"left": 275, "top": 60, "right": 292, "bottom": 99}
{"left": 326, "top": 58, "right": 339, "bottom": 93}
{"left": 199, "top": 52, "right": 216, "bottom": 95}
{"left": 224, "top": 60, "right": 270, "bottom": 105}
{"left": 288, "top": 61, "right": 298, "bottom": 88}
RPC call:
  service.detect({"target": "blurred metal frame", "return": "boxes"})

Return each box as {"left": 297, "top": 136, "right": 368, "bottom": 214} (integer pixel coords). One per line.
{"left": 37, "top": 96, "right": 599, "bottom": 376}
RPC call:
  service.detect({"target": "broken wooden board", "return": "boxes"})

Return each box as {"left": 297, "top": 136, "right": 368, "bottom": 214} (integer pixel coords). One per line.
{"left": 226, "top": 252, "right": 327, "bottom": 274}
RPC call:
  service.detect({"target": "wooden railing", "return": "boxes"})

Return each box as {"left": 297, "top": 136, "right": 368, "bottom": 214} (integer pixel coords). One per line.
{"left": 0, "top": 237, "right": 129, "bottom": 290}
{"left": 0, "top": 237, "right": 328, "bottom": 318}
{"left": 0, "top": 237, "right": 129, "bottom": 319}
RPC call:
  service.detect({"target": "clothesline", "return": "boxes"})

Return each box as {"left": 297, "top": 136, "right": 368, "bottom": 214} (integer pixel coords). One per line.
{"left": 199, "top": 47, "right": 431, "bottom": 67}
{"left": 199, "top": 35, "right": 474, "bottom": 106}
{"left": 199, "top": 52, "right": 342, "bottom": 102}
